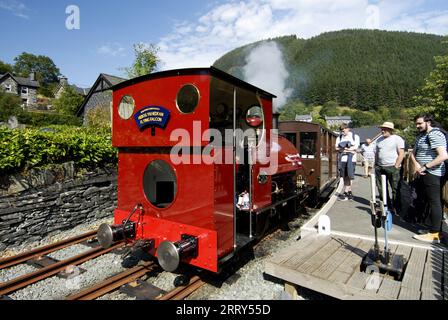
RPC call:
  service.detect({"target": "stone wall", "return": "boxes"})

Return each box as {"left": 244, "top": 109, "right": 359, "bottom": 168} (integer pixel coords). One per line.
{"left": 0, "top": 163, "right": 117, "bottom": 252}
{"left": 21, "top": 86, "right": 38, "bottom": 109}
{"left": 0, "top": 77, "right": 18, "bottom": 95}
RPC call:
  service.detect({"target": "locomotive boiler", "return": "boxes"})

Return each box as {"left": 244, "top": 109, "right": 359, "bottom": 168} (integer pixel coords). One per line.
{"left": 97, "top": 67, "right": 307, "bottom": 273}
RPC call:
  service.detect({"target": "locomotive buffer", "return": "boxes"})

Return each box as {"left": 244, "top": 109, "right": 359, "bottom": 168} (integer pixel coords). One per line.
{"left": 361, "top": 174, "right": 406, "bottom": 280}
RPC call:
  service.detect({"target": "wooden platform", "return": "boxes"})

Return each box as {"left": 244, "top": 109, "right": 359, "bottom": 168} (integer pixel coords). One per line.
{"left": 265, "top": 234, "right": 446, "bottom": 300}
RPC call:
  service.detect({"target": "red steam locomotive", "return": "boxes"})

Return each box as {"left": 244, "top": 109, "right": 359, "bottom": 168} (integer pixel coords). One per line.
{"left": 97, "top": 67, "right": 309, "bottom": 273}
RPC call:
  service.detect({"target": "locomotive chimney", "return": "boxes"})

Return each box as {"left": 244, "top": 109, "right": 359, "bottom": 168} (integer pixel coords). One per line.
{"left": 273, "top": 112, "right": 280, "bottom": 130}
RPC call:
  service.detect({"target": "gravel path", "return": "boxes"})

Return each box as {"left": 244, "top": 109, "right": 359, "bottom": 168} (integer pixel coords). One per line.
{"left": 47, "top": 244, "right": 93, "bottom": 261}
{"left": 0, "top": 264, "right": 38, "bottom": 283}
{"left": 9, "top": 252, "right": 126, "bottom": 300}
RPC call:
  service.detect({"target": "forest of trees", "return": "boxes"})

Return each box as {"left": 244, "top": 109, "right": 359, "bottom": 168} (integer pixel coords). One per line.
{"left": 214, "top": 29, "right": 447, "bottom": 113}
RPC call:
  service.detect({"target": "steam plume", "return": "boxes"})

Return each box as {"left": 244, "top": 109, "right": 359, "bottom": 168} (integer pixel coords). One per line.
{"left": 243, "top": 42, "right": 292, "bottom": 111}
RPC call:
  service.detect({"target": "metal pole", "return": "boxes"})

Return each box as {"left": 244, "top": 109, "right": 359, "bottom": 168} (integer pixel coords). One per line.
{"left": 370, "top": 174, "right": 380, "bottom": 261}
{"left": 233, "top": 88, "right": 237, "bottom": 250}
{"left": 381, "top": 174, "right": 390, "bottom": 264}
{"left": 248, "top": 136, "right": 255, "bottom": 239}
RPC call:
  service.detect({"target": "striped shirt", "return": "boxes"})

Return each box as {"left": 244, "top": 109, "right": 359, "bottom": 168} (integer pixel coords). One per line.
{"left": 414, "top": 129, "right": 447, "bottom": 177}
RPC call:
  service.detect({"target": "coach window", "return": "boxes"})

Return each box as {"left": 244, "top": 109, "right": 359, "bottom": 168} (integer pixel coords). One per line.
{"left": 118, "top": 95, "right": 135, "bottom": 120}
{"left": 176, "top": 84, "right": 200, "bottom": 114}
{"left": 300, "top": 132, "right": 317, "bottom": 159}
{"left": 143, "top": 160, "right": 177, "bottom": 209}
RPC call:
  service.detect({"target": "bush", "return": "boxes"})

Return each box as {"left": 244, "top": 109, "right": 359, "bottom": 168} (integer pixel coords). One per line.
{"left": 18, "top": 111, "right": 82, "bottom": 127}
{"left": 85, "top": 106, "right": 112, "bottom": 128}
{"left": 0, "top": 90, "right": 23, "bottom": 122}
{"left": 53, "top": 85, "right": 84, "bottom": 115}
{"left": 0, "top": 126, "right": 117, "bottom": 175}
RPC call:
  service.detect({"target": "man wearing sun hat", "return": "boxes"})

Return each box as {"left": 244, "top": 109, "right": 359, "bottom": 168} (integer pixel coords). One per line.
{"left": 375, "top": 121, "right": 405, "bottom": 211}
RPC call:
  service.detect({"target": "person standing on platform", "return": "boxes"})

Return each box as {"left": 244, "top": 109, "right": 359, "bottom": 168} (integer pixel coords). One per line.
{"left": 336, "top": 123, "right": 360, "bottom": 201}
{"left": 361, "top": 138, "right": 376, "bottom": 178}
{"left": 411, "top": 114, "right": 448, "bottom": 243}
{"left": 375, "top": 122, "right": 405, "bottom": 212}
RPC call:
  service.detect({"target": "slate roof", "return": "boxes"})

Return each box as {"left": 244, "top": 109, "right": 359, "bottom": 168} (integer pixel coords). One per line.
{"left": 352, "top": 126, "right": 382, "bottom": 143}
{"left": 76, "top": 73, "right": 127, "bottom": 116}
{"left": 0, "top": 72, "right": 40, "bottom": 88}
{"left": 73, "top": 86, "right": 90, "bottom": 96}
{"left": 325, "top": 116, "right": 352, "bottom": 121}
{"left": 295, "top": 114, "right": 312, "bottom": 121}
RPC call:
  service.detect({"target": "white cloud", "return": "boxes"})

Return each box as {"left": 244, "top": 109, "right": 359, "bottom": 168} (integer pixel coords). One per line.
{"left": 0, "top": 0, "right": 29, "bottom": 19}
{"left": 97, "top": 43, "right": 126, "bottom": 57}
{"left": 155, "top": 0, "right": 448, "bottom": 71}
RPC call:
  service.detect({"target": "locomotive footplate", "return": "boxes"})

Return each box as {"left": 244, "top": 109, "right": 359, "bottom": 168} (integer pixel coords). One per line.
{"left": 361, "top": 248, "right": 407, "bottom": 281}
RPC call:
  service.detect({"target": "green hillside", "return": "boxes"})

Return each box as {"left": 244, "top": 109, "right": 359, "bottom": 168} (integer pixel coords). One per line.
{"left": 214, "top": 29, "right": 447, "bottom": 111}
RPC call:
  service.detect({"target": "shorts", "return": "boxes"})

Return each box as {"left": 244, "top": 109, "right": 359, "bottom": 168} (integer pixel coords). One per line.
{"left": 363, "top": 158, "right": 374, "bottom": 168}
{"left": 339, "top": 161, "right": 355, "bottom": 180}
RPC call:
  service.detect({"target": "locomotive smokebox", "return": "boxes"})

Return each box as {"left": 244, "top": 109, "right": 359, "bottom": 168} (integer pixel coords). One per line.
{"left": 97, "top": 223, "right": 135, "bottom": 248}
{"left": 157, "top": 235, "right": 198, "bottom": 272}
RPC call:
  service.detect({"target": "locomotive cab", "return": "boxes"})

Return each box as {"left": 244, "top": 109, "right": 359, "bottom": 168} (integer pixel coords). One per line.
{"left": 97, "top": 67, "right": 303, "bottom": 273}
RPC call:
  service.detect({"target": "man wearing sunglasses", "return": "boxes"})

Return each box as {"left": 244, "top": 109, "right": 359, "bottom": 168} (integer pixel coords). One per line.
{"left": 375, "top": 122, "right": 405, "bottom": 213}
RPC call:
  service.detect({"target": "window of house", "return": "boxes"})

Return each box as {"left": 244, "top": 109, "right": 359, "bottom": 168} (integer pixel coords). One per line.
{"left": 5, "top": 84, "right": 12, "bottom": 92}
{"left": 21, "top": 87, "right": 28, "bottom": 95}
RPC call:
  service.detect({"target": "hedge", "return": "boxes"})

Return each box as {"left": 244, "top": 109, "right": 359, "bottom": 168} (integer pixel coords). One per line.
{"left": 0, "top": 126, "right": 117, "bottom": 175}
{"left": 18, "top": 111, "right": 82, "bottom": 127}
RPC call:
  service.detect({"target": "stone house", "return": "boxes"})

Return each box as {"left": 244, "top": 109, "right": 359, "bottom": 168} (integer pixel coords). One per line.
{"left": 76, "top": 73, "right": 127, "bottom": 124}
{"left": 0, "top": 72, "right": 40, "bottom": 109}
{"left": 325, "top": 116, "right": 352, "bottom": 129}
{"left": 54, "top": 76, "right": 90, "bottom": 99}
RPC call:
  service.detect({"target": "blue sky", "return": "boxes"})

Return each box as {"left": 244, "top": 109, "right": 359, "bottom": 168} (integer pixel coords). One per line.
{"left": 1, "top": 0, "right": 447, "bottom": 88}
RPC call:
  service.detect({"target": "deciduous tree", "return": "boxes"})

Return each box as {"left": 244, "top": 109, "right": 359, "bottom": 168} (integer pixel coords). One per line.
{"left": 13, "top": 52, "right": 61, "bottom": 86}
{"left": 124, "top": 43, "right": 160, "bottom": 78}
{"left": 53, "top": 86, "right": 84, "bottom": 116}
{"left": 413, "top": 47, "right": 448, "bottom": 128}
{"left": 0, "top": 60, "right": 13, "bottom": 74}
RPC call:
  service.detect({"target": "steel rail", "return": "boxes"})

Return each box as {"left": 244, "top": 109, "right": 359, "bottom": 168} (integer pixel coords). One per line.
{"left": 0, "top": 230, "right": 97, "bottom": 270}
{"left": 0, "top": 241, "right": 124, "bottom": 297}
{"left": 66, "top": 261, "right": 157, "bottom": 300}
{"left": 157, "top": 275, "right": 205, "bottom": 300}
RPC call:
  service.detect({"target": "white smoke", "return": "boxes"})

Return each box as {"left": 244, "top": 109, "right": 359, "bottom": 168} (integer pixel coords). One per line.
{"left": 242, "top": 42, "right": 293, "bottom": 111}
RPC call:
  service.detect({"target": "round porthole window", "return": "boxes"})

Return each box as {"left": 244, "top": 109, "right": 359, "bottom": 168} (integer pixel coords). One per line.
{"left": 118, "top": 95, "right": 135, "bottom": 120}
{"left": 176, "top": 84, "right": 200, "bottom": 114}
{"left": 143, "top": 160, "right": 177, "bottom": 209}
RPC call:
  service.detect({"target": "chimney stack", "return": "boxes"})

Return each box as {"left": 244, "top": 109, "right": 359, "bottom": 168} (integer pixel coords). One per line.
{"left": 29, "top": 72, "right": 35, "bottom": 81}
{"left": 273, "top": 112, "right": 280, "bottom": 130}
{"left": 59, "top": 76, "right": 68, "bottom": 86}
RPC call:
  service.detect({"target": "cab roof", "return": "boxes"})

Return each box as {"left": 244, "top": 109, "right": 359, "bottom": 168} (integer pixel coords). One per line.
{"left": 110, "top": 66, "right": 277, "bottom": 99}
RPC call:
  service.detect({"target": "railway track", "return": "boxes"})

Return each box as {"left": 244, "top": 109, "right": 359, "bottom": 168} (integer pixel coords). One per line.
{"left": 67, "top": 263, "right": 204, "bottom": 300}
{"left": 66, "top": 261, "right": 158, "bottom": 300}
{"left": 0, "top": 241, "right": 124, "bottom": 297}
{"left": 0, "top": 230, "right": 97, "bottom": 270}
{"left": 157, "top": 275, "right": 205, "bottom": 300}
